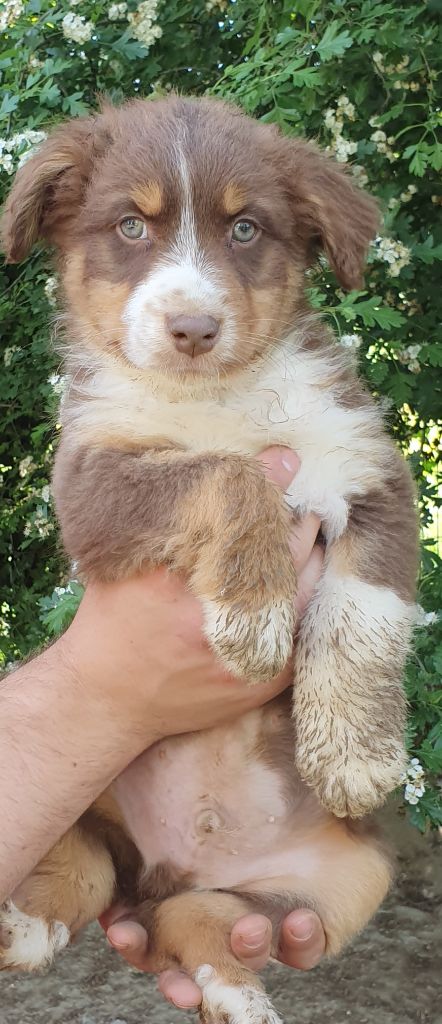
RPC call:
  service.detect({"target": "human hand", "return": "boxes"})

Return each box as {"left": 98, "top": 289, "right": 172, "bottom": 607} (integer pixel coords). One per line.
{"left": 99, "top": 905, "right": 326, "bottom": 1008}
{"left": 61, "top": 447, "right": 323, "bottom": 746}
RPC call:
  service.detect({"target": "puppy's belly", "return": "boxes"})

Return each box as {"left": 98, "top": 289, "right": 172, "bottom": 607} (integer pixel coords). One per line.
{"left": 112, "top": 702, "right": 325, "bottom": 890}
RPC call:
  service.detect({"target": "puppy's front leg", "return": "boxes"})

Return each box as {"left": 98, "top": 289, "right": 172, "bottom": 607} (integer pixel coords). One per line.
{"left": 293, "top": 462, "right": 418, "bottom": 817}
{"left": 53, "top": 443, "right": 296, "bottom": 681}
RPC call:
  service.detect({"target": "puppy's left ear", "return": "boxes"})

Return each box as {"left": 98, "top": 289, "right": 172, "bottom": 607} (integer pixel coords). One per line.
{"left": 286, "top": 139, "right": 380, "bottom": 290}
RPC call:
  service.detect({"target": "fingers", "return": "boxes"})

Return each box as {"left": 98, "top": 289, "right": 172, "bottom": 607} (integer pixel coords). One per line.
{"left": 256, "top": 447, "right": 300, "bottom": 491}
{"left": 158, "top": 969, "right": 203, "bottom": 1009}
{"left": 105, "top": 916, "right": 203, "bottom": 1008}
{"left": 278, "top": 910, "right": 326, "bottom": 971}
{"left": 294, "top": 543, "right": 324, "bottom": 616}
{"left": 103, "top": 907, "right": 325, "bottom": 1012}
{"left": 288, "top": 515, "right": 321, "bottom": 575}
{"left": 106, "top": 920, "right": 156, "bottom": 972}
{"left": 230, "top": 913, "right": 273, "bottom": 971}
{"left": 257, "top": 448, "right": 322, "bottom": 581}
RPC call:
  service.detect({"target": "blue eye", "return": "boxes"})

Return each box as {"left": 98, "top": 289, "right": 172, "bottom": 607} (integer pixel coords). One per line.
{"left": 232, "top": 220, "right": 257, "bottom": 243}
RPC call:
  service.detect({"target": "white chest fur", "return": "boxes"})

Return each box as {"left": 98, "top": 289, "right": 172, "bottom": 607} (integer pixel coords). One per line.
{"left": 63, "top": 336, "right": 391, "bottom": 539}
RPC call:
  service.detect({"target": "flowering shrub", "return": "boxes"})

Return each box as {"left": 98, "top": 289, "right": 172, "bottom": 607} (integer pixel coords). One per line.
{"left": 0, "top": 0, "right": 441, "bottom": 830}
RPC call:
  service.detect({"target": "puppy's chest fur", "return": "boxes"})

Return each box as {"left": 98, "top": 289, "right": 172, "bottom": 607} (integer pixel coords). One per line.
{"left": 64, "top": 335, "right": 391, "bottom": 539}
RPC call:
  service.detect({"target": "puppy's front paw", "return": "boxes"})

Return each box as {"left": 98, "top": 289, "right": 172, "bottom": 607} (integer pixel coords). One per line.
{"left": 202, "top": 599, "right": 294, "bottom": 682}
{"left": 196, "top": 965, "right": 283, "bottom": 1024}
{"left": 0, "top": 899, "right": 69, "bottom": 972}
{"left": 296, "top": 741, "right": 407, "bottom": 818}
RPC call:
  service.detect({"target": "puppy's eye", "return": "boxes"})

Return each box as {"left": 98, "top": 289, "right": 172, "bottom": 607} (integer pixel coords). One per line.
{"left": 232, "top": 220, "right": 257, "bottom": 243}
{"left": 119, "top": 217, "right": 148, "bottom": 240}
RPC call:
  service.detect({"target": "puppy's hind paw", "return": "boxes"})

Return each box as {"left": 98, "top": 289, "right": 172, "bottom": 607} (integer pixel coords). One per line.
{"left": 0, "top": 899, "right": 69, "bottom": 971}
{"left": 202, "top": 599, "right": 294, "bottom": 683}
{"left": 196, "top": 965, "right": 283, "bottom": 1024}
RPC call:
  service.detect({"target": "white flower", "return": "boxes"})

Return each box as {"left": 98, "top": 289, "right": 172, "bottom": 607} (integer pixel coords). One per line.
{"left": 400, "top": 184, "right": 418, "bottom": 203}
{"left": 409, "top": 81, "right": 420, "bottom": 92}
{"left": 373, "top": 51, "right": 385, "bottom": 71}
{"left": 0, "top": 0, "right": 24, "bottom": 31}
{"left": 19, "top": 455, "right": 36, "bottom": 478}
{"left": 337, "top": 95, "right": 355, "bottom": 120}
{"left": 407, "top": 344, "right": 422, "bottom": 360}
{"left": 388, "top": 197, "right": 399, "bottom": 209}
{"left": 44, "top": 276, "right": 58, "bottom": 307}
{"left": 40, "top": 484, "right": 51, "bottom": 504}
{"left": 376, "top": 237, "right": 411, "bottom": 277}
{"left": 127, "top": 0, "right": 162, "bottom": 48}
{"left": 29, "top": 55, "right": 44, "bottom": 68}
{"left": 324, "top": 108, "right": 338, "bottom": 131}
{"left": 24, "top": 506, "right": 54, "bottom": 539}
{"left": 371, "top": 129, "right": 387, "bottom": 143}
{"left": 352, "top": 165, "right": 369, "bottom": 187}
{"left": 48, "top": 372, "right": 66, "bottom": 396}
{"left": 415, "top": 605, "right": 438, "bottom": 626}
{"left": 108, "top": 2, "right": 127, "bottom": 18}
{"left": 340, "top": 334, "right": 362, "bottom": 350}
{"left": 333, "top": 136, "right": 357, "bottom": 163}
{"left": 62, "top": 12, "right": 94, "bottom": 43}
{"left": 0, "top": 153, "right": 14, "bottom": 174}
{"left": 402, "top": 757, "right": 426, "bottom": 805}
{"left": 3, "top": 345, "right": 21, "bottom": 367}
{"left": 408, "top": 359, "right": 421, "bottom": 374}
{"left": 0, "top": 129, "right": 47, "bottom": 173}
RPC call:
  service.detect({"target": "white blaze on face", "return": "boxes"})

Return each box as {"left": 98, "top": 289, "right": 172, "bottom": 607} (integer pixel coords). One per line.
{"left": 121, "top": 145, "right": 235, "bottom": 371}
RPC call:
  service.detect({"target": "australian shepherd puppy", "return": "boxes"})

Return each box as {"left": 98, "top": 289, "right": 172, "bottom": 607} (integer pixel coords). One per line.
{"left": 0, "top": 97, "right": 418, "bottom": 1024}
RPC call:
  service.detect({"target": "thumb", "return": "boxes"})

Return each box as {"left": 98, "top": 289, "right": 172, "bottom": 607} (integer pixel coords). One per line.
{"left": 256, "top": 447, "right": 300, "bottom": 491}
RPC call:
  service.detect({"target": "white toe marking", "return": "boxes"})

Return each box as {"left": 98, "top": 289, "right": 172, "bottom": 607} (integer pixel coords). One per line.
{"left": 0, "top": 900, "right": 69, "bottom": 969}
{"left": 195, "top": 964, "right": 283, "bottom": 1024}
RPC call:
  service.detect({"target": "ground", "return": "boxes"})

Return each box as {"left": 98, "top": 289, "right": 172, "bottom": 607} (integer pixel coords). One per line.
{"left": 1, "top": 810, "right": 440, "bottom": 1024}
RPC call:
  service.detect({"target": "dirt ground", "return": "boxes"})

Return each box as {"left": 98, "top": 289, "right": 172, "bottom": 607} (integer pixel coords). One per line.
{"left": 1, "top": 809, "right": 441, "bottom": 1024}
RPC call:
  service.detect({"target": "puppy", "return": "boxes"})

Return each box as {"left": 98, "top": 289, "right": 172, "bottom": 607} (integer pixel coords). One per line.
{"left": 0, "top": 97, "right": 418, "bottom": 1023}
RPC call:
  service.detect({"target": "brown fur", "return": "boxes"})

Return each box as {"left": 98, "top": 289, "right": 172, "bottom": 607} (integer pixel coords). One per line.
{"left": 53, "top": 444, "right": 296, "bottom": 679}
{"left": 343, "top": 455, "right": 419, "bottom": 602}
{"left": 0, "top": 96, "right": 416, "bottom": 1021}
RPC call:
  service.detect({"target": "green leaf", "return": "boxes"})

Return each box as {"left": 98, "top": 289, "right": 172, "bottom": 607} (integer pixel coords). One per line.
{"left": 413, "top": 238, "right": 442, "bottom": 264}
{"left": 0, "top": 92, "right": 19, "bottom": 119}
{"left": 316, "top": 23, "right": 353, "bottom": 61}
{"left": 337, "top": 295, "right": 406, "bottom": 329}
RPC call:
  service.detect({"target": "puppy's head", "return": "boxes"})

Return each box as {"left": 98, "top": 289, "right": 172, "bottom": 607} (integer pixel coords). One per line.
{"left": 1, "top": 97, "right": 378, "bottom": 377}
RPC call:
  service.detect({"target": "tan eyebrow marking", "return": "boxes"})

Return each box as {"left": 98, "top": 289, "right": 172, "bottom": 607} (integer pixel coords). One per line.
{"left": 223, "top": 182, "right": 246, "bottom": 216}
{"left": 131, "top": 182, "right": 163, "bottom": 217}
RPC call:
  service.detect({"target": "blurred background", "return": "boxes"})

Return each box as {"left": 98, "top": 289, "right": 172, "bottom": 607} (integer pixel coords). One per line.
{"left": 0, "top": 1, "right": 441, "bottom": 1017}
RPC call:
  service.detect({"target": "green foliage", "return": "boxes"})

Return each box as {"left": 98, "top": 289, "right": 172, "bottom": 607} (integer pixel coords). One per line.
{"left": 0, "top": 0, "right": 441, "bottom": 828}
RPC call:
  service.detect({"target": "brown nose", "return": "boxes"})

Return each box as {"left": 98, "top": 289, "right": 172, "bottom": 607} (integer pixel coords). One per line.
{"left": 166, "top": 314, "right": 220, "bottom": 357}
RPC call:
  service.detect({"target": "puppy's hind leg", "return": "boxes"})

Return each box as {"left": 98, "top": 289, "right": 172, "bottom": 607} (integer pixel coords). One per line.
{"left": 135, "top": 890, "right": 283, "bottom": 1024}
{"left": 0, "top": 819, "right": 116, "bottom": 971}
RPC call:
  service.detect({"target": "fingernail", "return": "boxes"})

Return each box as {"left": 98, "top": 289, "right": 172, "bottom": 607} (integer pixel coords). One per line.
{"left": 289, "top": 915, "right": 314, "bottom": 942}
{"left": 240, "top": 927, "right": 268, "bottom": 950}
{"left": 280, "top": 450, "right": 300, "bottom": 476}
{"left": 107, "top": 937, "right": 130, "bottom": 951}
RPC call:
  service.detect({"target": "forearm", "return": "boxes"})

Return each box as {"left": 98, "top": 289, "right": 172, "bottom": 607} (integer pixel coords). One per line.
{"left": 0, "top": 639, "right": 156, "bottom": 902}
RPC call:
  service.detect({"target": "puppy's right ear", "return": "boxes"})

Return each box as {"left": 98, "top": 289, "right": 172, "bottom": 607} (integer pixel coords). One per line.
{"left": 1, "top": 115, "right": 110, "bottom": 262}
